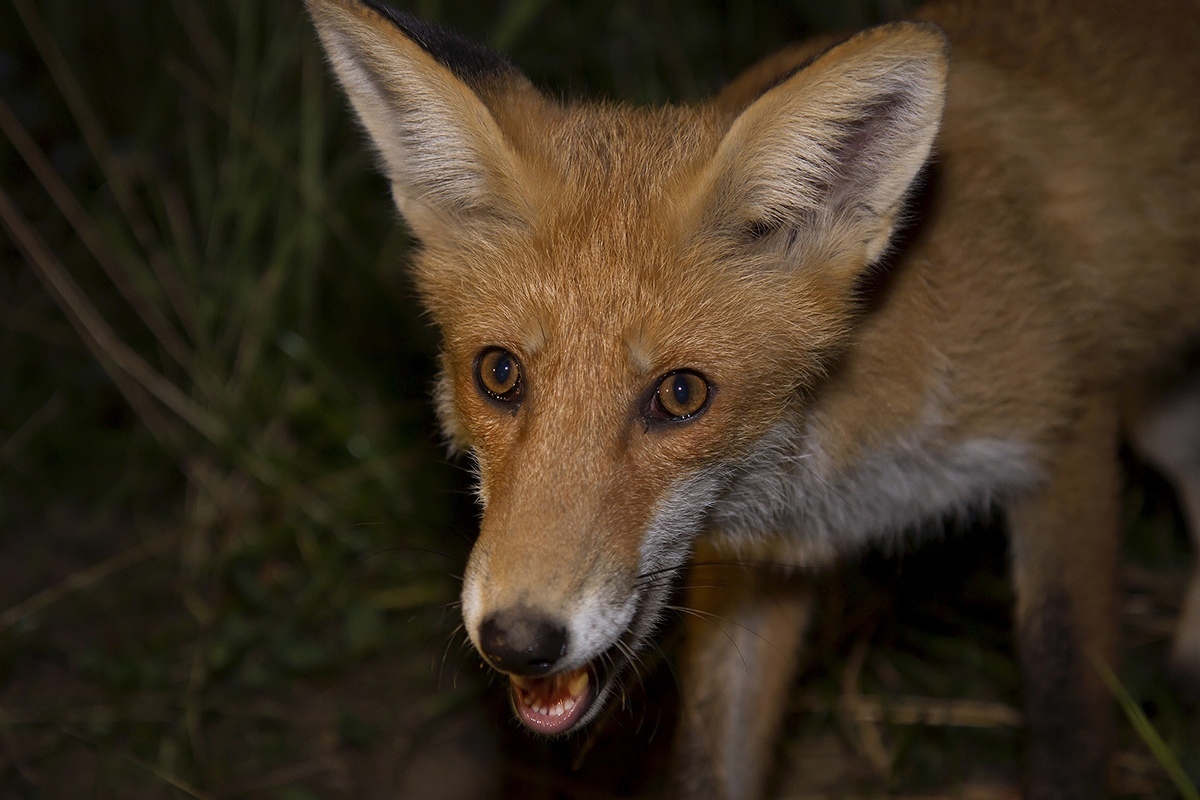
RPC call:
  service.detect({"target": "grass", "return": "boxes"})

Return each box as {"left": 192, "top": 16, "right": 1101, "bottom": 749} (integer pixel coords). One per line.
{"left": 2, "top": 0, "right": 462, "bottom": 795}
{"left": 0, "top": 0, "right": 1196, "bottom": 797}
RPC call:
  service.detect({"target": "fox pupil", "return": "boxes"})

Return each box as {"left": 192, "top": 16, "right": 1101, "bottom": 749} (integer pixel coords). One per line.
{"left": 671, "top": 376, "right": 690, "bottom": 405}
{"left": 492, "top": 355, "right": 512, "bottom": 387}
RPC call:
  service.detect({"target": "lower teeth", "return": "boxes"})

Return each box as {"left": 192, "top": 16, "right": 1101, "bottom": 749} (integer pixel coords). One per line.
{"left": 516, "top": 667, "right": 590, "bottom": 719}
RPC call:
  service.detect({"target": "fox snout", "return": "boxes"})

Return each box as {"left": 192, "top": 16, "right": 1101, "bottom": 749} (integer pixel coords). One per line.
{"left": 458, "top": 433, "right": 712, "bottom": 734}
{"left": 462, "top": 533, "right": 642, "bottom": 734}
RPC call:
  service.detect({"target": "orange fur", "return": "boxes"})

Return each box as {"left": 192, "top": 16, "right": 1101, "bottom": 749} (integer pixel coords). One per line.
{"left": 308, "top": 0, "right": 1200, "bottom": 796}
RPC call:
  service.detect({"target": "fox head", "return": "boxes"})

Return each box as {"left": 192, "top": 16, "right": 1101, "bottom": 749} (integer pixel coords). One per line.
{"left": 308, "top": 0, "right": 947, "bottom": 735}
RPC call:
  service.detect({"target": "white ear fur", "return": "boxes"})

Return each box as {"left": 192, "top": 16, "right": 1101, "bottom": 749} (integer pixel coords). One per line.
{"left": 306, "top": 0, "right": 532, "bottom": 237}
{"left": 696, "top": 22, "right": 949, "bottom": 267}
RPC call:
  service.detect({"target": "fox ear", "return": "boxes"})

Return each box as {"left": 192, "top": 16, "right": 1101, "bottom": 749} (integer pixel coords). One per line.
{"left": 306, "top": 0, "right": 539, "bottom": 238}
{"left": 693, "top": 22, "right": 949, "bottom": 271}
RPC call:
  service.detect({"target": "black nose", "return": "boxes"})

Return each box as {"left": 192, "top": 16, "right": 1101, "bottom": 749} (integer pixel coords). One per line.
{"left": 478, "top": 610, "right": 569, "bottom": 676}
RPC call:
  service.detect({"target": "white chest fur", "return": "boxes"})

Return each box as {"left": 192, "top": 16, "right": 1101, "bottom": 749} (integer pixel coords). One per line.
{"left": 709, "top": 413, "right": 1044, "bottom": 566}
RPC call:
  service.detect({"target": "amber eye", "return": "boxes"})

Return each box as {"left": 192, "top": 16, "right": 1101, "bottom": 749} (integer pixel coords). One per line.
{"left": 652, "top": 371, "right": 710, "bottom": 421}
{"left": 476, "top": 348, "right": 522, "bottom": 403}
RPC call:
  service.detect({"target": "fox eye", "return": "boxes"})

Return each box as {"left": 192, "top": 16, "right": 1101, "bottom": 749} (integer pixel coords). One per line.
{"left": 476, "top": 348, "right": 522, "bottom": 404}
{"left": 651, "top": 371, "right": 710, "bottom": 421}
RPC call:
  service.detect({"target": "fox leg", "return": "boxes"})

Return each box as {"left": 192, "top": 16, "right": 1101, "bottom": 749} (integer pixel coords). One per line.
{"left": 673, "top": 539, "right": 813, "bottom": 800}
{"left": 1128, "top": 373, "right": 1200, "bottom": 687}
{"left": 1007, "top": 398, "right": 1121, "bottom": 800}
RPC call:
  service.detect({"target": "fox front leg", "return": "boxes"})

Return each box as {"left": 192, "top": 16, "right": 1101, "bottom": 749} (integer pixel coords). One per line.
{"left": 1008, "top": 397, "right": 1121, "bottom": 799}
{"left": 673, "top": 541, "right": 814, "bottom": 800}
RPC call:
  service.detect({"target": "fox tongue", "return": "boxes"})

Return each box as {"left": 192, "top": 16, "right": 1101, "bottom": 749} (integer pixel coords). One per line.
{"left": 510, "top": 667, "right": 592, "bottom": 734}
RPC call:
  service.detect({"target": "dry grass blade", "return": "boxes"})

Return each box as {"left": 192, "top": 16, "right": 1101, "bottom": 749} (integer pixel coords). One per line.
{"left": 126, "top": 754, "right": 214, "bottom": 800}
{"left": 0, "top": 299, "right": 77, "bottom": 349}
{"left": 0, "top": 96, "right": 197, "bottom": 376}
{"left": 0, "top": 533, "right": 173, "bottom": 635}
{"left": 61, "top": 730, "right": 216, "bottom": 800}
{"left": 9, "top": 0, "right": 199, "bottom": 340}
{"left": 167, "top": 0, "right": 228, "bottom": 81}
{"left": 804, "top": 692, "right": 1023, "bottom": 728}
{"left": 782, "top": 790, "right": 1018, "bottom": 800}
{"left": 163, "top": 56, "right": 361, "bottom": 257}
{"left": 0, "top": 185, "right": 226, "bottom": 443}
{"left": 0, "top": 393, "right": 65, "bottom": 465}
{"left": 839, "top": 634, "right": 893, "bottom": 774}
{"left": 212, "top": 752, "right": 344, "bottom": 796}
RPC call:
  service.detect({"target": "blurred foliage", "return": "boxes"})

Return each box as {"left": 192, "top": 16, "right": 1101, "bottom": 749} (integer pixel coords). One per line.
{"left": 1, "top": 0, "right": 463, "bottom": 794}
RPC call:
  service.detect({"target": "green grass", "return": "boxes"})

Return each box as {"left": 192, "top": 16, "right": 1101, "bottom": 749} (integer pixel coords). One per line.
{"left": 0, "top": 0, "right": 1196, "bottom": 797}
{"left": 2, "top": 0, "right": 460, "bottom": 795}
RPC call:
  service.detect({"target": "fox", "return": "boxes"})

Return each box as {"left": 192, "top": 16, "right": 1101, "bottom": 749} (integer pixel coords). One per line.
{"left": 306, "top": 0, "right": 1200, "bottom": 797}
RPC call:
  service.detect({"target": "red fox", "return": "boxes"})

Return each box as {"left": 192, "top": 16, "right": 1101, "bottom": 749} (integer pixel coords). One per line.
{"left": 307, "top": 0, "right": 1200, "bottom": 796}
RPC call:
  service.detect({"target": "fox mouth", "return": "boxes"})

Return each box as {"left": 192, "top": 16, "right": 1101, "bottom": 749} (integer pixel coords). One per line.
{"left": 497, "top": 583, "right": 677, "bottom": 735}
{"left": 509, "top": 665, "right": 596, "bottom": 734}
{"left": 506, "top": 639, "right": 632, "bottom": 736}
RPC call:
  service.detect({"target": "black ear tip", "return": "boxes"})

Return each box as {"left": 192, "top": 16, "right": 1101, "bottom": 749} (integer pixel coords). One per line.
{"left": 358, "top": 0, "right": 519, "bottom": 88}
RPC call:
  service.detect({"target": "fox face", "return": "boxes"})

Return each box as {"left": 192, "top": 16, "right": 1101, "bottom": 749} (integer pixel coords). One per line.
{"left": 427, "top": 107, "right": 842, "bottom": 732}
{"left": 307, "top": 0, "right": 947, "bottom": 735}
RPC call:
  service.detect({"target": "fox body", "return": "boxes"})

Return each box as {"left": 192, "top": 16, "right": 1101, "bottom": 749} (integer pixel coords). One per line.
{"left": 307, "top": 0, "right": 1200, "bottom": 796}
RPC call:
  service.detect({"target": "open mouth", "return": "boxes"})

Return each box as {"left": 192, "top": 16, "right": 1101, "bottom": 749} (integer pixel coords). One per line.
{"left": 509, "top": 665, "right": 596, "bottom": 735}
{"left": 499, "top": 600, "right": 663, "bottom": 735}
{"left": 488, "top": 591, "right": 668, "bottom": 736}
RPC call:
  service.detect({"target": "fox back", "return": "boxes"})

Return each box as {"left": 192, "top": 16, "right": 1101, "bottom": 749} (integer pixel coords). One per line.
{"left": 308, "top": 0, "right": 1200, "bottom": 796}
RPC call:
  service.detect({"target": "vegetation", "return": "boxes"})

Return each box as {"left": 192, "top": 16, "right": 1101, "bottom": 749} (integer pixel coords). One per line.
{"left": 0, "top": 0, "right": 1195, "bottom": 797}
